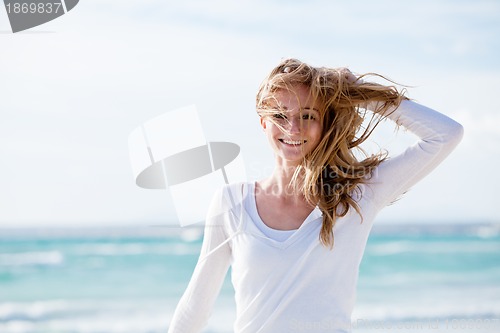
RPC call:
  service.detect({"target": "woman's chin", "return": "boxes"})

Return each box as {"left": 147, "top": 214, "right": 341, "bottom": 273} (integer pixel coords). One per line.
{"left": 275, "top": 153, "right": 306, "bottom": 166}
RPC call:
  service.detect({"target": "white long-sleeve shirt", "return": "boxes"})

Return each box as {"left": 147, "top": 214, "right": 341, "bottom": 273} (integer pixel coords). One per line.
{"left": 168, "top": 100, "right": 464, "bottom": 333}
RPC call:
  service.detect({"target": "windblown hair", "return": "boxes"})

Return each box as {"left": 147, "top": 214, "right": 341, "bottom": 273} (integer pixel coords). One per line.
{"left": 256, "top": 58, "right": 407, "bottom": 248}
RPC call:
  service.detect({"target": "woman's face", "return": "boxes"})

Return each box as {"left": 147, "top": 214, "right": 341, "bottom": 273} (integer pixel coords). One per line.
{"left": 260, "top": 85, "right": 322, "bottom": 165}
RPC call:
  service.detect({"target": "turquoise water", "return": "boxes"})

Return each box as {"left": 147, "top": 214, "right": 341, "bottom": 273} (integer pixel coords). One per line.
{"left": 0, "top": 224, "right": 499, "bottom": 332}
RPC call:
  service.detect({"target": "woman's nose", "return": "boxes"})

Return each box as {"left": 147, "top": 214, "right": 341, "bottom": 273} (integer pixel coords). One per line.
{"left": 286, "top": 116, "right": 302, "bottom": 134}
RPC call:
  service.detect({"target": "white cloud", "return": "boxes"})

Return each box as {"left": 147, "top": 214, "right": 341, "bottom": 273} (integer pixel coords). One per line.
{"left": 455, "top": 111, "right": 500, "bottom": 136}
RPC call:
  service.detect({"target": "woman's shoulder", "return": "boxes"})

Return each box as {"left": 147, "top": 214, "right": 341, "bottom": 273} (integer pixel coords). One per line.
{"left": 212, "top": 181, "right": 252, "bottom": 216}
{"left": 222, "top": 180, "right": 249, "bottom": 190}
{"left": 203, "top": 181, "right": 250, "bottom": 232}
{"left": 228, "top": 181, "right": 255, "bottom": 205}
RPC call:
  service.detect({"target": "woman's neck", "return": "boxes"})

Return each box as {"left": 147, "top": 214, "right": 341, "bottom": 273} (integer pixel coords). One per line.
{"left": 259, "top": 164, "right": 305, "bottom": 204}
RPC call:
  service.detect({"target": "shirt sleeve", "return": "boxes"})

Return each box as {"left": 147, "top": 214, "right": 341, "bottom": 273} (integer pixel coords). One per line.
{"left": 367, "top": 99, "right": 464, "bottom": 209}
{"left": 167, "top": 187, "right": 233, "bottom": 333}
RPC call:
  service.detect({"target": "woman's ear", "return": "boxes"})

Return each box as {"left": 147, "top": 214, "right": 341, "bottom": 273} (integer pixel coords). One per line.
{"left": 260, "top": 116, "right": 267, "bottom": 130}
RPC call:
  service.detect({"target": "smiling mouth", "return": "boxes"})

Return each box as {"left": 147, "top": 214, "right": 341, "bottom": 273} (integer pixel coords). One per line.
{"left": 278, "top": 139, "right": 307, "bottom": 146}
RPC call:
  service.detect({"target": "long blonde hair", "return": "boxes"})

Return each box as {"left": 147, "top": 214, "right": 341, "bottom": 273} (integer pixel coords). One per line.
{"left": 256, "top": 58, "right": 407, "bottom": 248}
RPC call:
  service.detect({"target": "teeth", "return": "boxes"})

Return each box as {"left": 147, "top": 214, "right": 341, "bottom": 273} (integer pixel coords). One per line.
{"left": 282, "top": 139, "right": 305, "bottom": 145}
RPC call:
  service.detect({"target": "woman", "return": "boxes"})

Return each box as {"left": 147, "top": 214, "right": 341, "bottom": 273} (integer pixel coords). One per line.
{"left": 168, "top": 58, "right": 464, "bottom": 332}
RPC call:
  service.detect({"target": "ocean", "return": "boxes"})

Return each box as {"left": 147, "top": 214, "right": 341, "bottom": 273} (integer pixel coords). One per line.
{"left": 0, "top": 223, "right": 499, "bottom": 333}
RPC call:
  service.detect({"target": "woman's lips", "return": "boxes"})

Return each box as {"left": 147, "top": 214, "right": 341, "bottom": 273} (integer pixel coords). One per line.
{"left": 278, "top": 139, "right": 307, "bottom": 146}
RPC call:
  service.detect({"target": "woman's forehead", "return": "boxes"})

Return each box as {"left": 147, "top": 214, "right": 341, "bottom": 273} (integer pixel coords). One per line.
{"left": 270, "top": 86, "right": 320, "bottom": 111}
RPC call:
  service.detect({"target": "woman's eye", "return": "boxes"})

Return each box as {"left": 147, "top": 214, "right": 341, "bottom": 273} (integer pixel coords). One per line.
{"left": 302, "top": 114, "right": 315, "bottom": 120}
{"left": 273, "top": 113, "right": 286, "bottom": 120}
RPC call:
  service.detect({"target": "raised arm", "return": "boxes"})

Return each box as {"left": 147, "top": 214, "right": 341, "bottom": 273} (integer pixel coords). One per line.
{"left": 367, "top": 99, "right": 464, "bottom": 208}
{"left": 168, "top": 188, "right": 232, "bottom": 333}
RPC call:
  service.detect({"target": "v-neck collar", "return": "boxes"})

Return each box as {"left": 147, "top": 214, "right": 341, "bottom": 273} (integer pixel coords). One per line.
{"left": 244, "top": 182, "right": 323, "bottom": 249}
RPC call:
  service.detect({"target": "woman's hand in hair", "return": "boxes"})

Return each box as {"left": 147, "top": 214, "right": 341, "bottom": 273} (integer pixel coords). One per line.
{"left": 334, "top": 67, "right": 361, "bottom": 85}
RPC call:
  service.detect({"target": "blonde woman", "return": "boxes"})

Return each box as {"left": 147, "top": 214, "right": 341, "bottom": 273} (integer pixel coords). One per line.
{"left": 168, "top": 58, "right": 464, "bottom": 333}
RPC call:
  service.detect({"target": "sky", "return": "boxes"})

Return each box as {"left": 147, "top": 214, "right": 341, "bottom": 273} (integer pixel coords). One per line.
{"left": 1, "top": 0, "right": 499, "bottom": 228}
